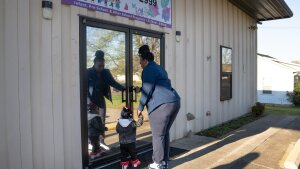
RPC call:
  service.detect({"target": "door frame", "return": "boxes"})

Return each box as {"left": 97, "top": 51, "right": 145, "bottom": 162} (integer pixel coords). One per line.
{"left": 79, "top": 16, "right": 165, "bottom": 168}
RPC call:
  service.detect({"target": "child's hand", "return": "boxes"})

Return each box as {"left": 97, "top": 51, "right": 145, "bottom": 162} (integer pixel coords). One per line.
{"left": 136, "top": 115, "right": 144, "bottom": 127}
{"left": 134, "top": 86, "right": 141, "bottom": 93}
{"left": 136, "top": 110, "right": 143, "bottom": 117}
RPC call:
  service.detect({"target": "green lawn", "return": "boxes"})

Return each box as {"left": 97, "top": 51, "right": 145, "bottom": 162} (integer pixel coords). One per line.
{"left": 265, "top": 104, "right": 300, "bottom": 116}
{"left": 196, "top": 104, "right": 300, "bottom": 138}
{"left": 105, "top": 91, "right": 142, "bottom": 109}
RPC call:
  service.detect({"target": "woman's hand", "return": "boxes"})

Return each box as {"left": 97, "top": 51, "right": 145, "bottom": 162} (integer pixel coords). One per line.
{"left": 134, "top": 86, "right": 141, "bottom": 93}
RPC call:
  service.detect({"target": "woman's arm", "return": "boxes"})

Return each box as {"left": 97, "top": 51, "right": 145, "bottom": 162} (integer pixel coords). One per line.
{"left": 104, "top": 69, "right": 125, "bottom": 91}
{"left": 138, "top": 67, "right": 156, "bottom": 111}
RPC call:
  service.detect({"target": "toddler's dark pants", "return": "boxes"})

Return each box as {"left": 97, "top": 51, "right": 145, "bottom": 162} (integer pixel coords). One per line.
{"left": 120, "top": 142, "right": 137, "bottom": 162}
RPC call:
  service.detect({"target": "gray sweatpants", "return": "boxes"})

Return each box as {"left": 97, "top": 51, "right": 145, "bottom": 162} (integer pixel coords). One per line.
{"left": 149, "top": 101, "right": 181, "bottom": 164}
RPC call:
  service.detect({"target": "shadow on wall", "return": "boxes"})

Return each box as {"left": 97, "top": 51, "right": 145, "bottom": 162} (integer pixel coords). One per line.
{"left": 257, "top": 90, "right": 292, "bottom": 105}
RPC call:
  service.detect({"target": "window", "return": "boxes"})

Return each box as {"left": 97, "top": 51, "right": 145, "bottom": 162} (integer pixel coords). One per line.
{"left": 220, "top": 46, "right": 232, "bottom": 101}
{"left": 262, "top": 78, "right": 272, "bottom": 94}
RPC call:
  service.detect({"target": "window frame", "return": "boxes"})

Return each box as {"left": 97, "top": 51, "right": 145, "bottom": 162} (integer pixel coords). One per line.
{"left": 220, "top": 45, "right": 233, "bottom": 101}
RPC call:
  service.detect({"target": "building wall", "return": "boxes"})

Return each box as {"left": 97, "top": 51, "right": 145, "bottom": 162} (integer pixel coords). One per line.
{"left": 257, "top": 56, "right": 294, "bottom": 104}
{"left": 0, "top": 0, "right": 8, "bottom": 169}
{"left": 172, "top": 0, "right": 257, "bottom": 139}
{"left": 1, "top": 0, "right": 257, "bottom": 168}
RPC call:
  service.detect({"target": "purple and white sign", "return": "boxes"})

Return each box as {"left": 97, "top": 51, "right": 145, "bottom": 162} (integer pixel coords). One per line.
{"left": 62, "top": 0, "right": 172, "bottom": 28}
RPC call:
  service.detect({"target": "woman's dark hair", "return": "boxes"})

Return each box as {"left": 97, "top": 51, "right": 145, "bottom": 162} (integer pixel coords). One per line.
{"left": 140, "top": 51, "right": 154, "bottom": 61}
{"left": 138, "top": 45, "right": 154, "bottom": 61}
{"left": 138, "top": 44, "right": 150, "bottom": 54}
{"left": 94, "top": 50, "right": 105, "bottom": 63}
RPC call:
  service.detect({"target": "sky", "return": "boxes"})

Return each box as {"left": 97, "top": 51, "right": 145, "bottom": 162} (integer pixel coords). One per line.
{"left": 257, "top": 0, "right": 300, "bottom": 62}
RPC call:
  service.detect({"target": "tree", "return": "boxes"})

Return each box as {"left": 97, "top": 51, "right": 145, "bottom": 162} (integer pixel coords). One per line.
{"left": 86, "top": 27, "right": 161, "bottom": 82}
{"left": 87, "top": 27, "right": 125, "bottom": 80}
{"left": 132, "top": 35, "right": 161, "bottom": 77}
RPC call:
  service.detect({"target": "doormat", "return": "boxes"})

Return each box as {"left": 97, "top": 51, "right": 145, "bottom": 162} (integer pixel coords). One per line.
{"left": 97, "top": 146, "right": 188, "bottom": 169}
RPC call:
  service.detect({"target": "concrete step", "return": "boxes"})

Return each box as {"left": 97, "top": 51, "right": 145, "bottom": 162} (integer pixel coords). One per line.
{"left": 284, "top": 139, "right": 300, "bottom": 169}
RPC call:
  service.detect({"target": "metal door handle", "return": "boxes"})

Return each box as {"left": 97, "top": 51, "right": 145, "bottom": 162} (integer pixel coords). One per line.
{"left": 130, "top": 86, "right": 137, "bottom": 102}
{"left": 121, "top": 89, "right": 126, "bottom": 103}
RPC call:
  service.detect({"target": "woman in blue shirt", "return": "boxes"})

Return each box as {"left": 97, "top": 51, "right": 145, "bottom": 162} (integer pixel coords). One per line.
{"left": 136, "top": 45, "right": 181, "bottom": 169}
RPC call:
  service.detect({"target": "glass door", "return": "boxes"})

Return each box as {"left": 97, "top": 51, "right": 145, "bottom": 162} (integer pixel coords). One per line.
{"left": 86, "top": 25, "right": 127, "bottom": 150}
{"left": 81, "top": 21, "right": 130, "bottom": 166}
{"left": 80, "top": 17, "right": 164, "bottom": 168}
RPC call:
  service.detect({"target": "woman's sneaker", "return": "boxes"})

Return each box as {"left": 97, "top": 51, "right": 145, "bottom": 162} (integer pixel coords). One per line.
{"left": 149, "top": 162, "right": 163, "bottom": 169}
{"left": 99, "top": 142, "right": 110, "bottom": 151}
{"left": 89, "top": 150, "right": 102, "bottom": 159}
{"left": 120, "top": 161, "right": 129, "bottom": 169}
{"left": 130, "top": 159, "right": 141, "bottom": 167}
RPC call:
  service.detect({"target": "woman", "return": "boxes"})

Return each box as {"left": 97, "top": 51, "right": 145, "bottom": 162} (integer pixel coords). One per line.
{"left": 87, "top": 50, "right": 125, "bottom": 145}
{"left": 136, "top": 45, "right": 181, "bottom": 169}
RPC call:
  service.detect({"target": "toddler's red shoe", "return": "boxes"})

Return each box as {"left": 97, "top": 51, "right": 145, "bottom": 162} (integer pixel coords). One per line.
{"left": 120, "top": 161, "right": 129, "bottom": 169}
{"left": 131, "top": 159, "right": 141, "bottom": 167}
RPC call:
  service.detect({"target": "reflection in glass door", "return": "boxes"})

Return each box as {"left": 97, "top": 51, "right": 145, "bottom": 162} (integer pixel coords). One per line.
{"left": 86, "top": 26, "right": 127, "bottom": 162}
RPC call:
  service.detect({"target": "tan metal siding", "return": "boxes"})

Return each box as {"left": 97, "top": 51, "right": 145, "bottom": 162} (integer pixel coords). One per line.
{"left": 171, "top": 0, "right": 257, "bottom": 140}
{"left": 4, "top": 0, "right": 22, "bottom": 168}
{"left": 18, "top": 0, "right": 33, "bottom": 168}
{"left": 173, "top": 0, "right": 187, "bottom": 139}
{"left": 185, "top": 0, "right": 196, "bottom": 137}
{"left": 194, "top": 0, "right": 205, "bottom": 133}
{"left": 0, "top": 0, "right": 8, "bottom": 169}
{"left": 30, "top": 0, "right": 43, "bottom": 168}
{"left": 52, "top": 1, "right": 65, "bottom": 169}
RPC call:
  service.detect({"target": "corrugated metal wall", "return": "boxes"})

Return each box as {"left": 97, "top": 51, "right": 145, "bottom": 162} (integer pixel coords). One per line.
{"left": 0, "top": 0, "right": 257, "bottom": 168}
{"left": 171, "top": 0, "right": 257, "bottom": 139}
{"left": 0, "top": 0, "right": 7, "bottom": 168}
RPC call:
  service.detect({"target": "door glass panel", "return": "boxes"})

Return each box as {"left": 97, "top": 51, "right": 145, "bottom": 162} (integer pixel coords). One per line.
{"left": 132, "top": 34, "right": 161, "bottom": 142}
{"left": 86, "top": 26, "right": 126, "bottom": 161}
{"left": 83, "top": 25, "right": 163, "bottom": 166}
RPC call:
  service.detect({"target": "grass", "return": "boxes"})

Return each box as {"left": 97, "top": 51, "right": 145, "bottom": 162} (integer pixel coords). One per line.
{"left": 196, "top": 104, "right": 300, "bottom": 138}
{"left": 196, "top": 114, "right": 261, "bottom": 138}
{"left": 265, "top": 104, "right": 300, "bottom": 116}
{"left": 106, "top": 91, "right": 142, "bottom": 109}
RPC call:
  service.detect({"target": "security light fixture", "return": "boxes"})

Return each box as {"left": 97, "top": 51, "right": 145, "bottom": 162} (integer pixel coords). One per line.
{"left": 42, "top": 0, "right": 53, "bottom": 20}
{"left": 176, "top": 31, "right": 181, "bottom": 42}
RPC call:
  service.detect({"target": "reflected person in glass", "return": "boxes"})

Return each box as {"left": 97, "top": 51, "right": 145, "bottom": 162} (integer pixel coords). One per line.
{"left": 87, "top": 50, "right": 125, "bottom": 150}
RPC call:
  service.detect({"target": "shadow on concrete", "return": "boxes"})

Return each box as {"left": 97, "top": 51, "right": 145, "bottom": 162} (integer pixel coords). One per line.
{"left": 212, "top": 152, "right": 259, "bottom": 169}
{"left": 169, "top": 115, "right": 300, "bottom": 168}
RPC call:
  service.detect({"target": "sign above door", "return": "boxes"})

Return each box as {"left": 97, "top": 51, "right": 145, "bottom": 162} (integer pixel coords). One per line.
{"left": 62, "top": 0, "right": 172, "bottom": 28}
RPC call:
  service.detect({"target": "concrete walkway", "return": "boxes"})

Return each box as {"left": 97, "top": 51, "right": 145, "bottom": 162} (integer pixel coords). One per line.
{"left": 168, "top": 115, "right": 300, "bottom": 169}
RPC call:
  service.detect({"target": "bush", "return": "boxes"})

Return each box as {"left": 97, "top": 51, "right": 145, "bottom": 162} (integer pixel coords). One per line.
{"left": 251, "top": 102, "right": 265, "bottom": 117}
{"left": 286, "top": 91, "right": 300, "bottom": 106}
